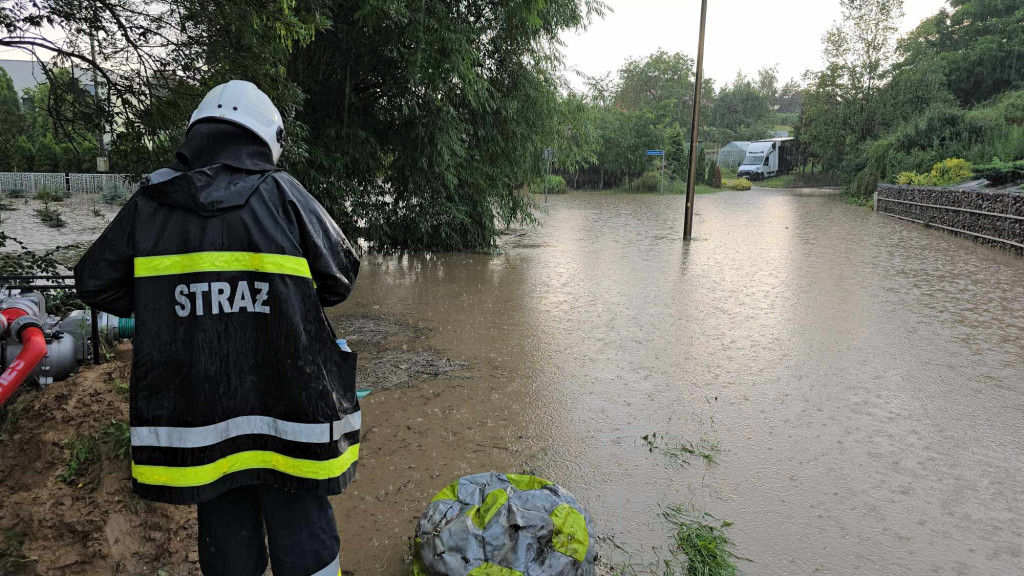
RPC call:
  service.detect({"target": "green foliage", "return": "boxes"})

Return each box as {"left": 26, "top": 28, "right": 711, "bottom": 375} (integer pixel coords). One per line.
{"left": 929, "top": 158, "right": 973, "bottom": 185}
{"left": 34, "top": 135, "right": 62, "bottom": 172}
{"left": 973, "top": 159, "right": 1024, "bottom": 186}
{"left": 35, "top": 187, "right": 67, "bottom": 203}
{"left": 709, "top": 71, "right": 775, "bottom": 143}
{"left": 12, "top": 136, "right": 34, "bottom": 172}
{"left": 802, "top": 0, "right": 1024, "bottom": 197}
{"left": 636, "top": 171, "right": 665, "bottom": 192}
{"left": 58, "top": 435, "right": 98, "bottom": 484}
{"left": 895, "top": 158, "right": 973, "bottom": 187}
{"left": 100, "top": 184, "right": 127, "bottom": 206}
{"left": 723, "top": 178, "right": 752, "bottom": 191}
{"left": 532, "top": 175, "right": 568, "bottom": 194}
{"left": 663, "top": 506, "right": 742, "bottom": 576}
{"left": 0, "top": 68, "right": 24, "bottom": 172}
{"left": 35, "top": 204, "right": 67, "bottom": 228}
{"left": 897, "top": 0, "right": 1024, "bottom": 106}
{"left": 288, "top": 0, "right": 608, "bottom": 251}
{"left": 99, "top": 420, "right": 131, "bottom": 460}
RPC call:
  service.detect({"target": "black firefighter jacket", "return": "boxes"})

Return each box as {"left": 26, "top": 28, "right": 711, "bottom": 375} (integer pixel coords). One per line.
{"left": 74, "top": 124, "right": 360, "bottom": 505}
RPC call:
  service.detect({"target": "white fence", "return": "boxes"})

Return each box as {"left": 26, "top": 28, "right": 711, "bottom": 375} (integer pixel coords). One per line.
{"left": 0, "top": 172, "right": 140, "bottom": 196}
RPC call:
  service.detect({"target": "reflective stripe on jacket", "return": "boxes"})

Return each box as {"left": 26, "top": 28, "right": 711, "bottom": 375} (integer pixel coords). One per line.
{"left": 75, "top": 154, "right": 360, "bottom": 505}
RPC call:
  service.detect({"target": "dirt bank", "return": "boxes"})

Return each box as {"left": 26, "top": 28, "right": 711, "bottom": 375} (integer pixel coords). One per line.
{"left": 0, "top": 344, "right": 198, "bottom": 576}
{"left": 0, "top": 313, "right": 473, "bottom": 575}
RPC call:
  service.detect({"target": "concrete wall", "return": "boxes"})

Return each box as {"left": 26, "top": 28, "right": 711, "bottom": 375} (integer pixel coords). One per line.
{"left": 875, "top": 184, "right": 1024, "bottom": 254}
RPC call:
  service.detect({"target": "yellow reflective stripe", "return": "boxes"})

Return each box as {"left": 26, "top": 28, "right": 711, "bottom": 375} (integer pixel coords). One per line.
{"left": 467, "top": 488, "right": 509, "bottom": 529}
{"left": 132, "top": 444, "right": 359, "bottom": 488}
{"left": 134, "top": 251, "right": 312, "bottom": 279}
{"left": 467, "top": 563, "right": 523, "bottom": 576}
{"left": 550, "top": 503, "right": 589, "bottom": 562}
{"left": 506, "top": 473, "right": 552, "bottom": 491}
{"left": 431, "top": 481, "right": 460, "bottom": 502}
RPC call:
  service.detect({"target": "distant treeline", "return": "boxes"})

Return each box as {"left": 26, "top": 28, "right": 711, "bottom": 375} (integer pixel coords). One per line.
{"left": 548, "top": 51, "right": 801, "bottom": 190}
{"left": 798, "top": 0, "right": 1024, "bottom": 197}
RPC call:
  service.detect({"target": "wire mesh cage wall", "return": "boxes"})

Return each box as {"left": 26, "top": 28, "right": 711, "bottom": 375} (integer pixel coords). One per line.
{"left": 0, "top": 173, "right": 138, "bottom": 196}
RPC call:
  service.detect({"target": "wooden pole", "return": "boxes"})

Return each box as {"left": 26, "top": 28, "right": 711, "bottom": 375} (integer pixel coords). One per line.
{"left": 683, "top": 0, "right": 708, "bottom": 241}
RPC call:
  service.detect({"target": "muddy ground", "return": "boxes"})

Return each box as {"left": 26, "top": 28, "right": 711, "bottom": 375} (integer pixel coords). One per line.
{"left": 0, "top": 314, "right": 472, "bottom": 575}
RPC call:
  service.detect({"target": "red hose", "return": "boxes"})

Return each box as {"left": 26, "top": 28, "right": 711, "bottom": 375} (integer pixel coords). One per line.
{"left": 0, "top": 309, "right": 47, "bottom": 406}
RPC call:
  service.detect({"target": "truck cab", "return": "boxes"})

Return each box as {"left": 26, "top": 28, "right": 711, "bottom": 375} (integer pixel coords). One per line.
{"left": 737, "top": 141, "right": 778, "bottom": 181}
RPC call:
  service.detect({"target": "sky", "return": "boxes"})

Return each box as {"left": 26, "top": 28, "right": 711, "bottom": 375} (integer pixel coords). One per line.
{"left": 560, "top": 0, "right": 950, "bottom": 90}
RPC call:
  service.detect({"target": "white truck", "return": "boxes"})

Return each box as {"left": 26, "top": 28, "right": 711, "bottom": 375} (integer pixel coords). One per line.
{"left": 737, "top": 137, "right": 796, "bottom": 181}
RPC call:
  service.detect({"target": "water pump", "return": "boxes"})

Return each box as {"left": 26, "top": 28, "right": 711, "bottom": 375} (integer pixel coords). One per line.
{"left": 0, "top": 289, "right": 131, "bottom": 406}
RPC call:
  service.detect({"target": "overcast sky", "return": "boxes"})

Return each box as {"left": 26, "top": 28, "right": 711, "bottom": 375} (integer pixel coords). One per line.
{"left": 560, "top": 0, "right": 950, "bottom": 90}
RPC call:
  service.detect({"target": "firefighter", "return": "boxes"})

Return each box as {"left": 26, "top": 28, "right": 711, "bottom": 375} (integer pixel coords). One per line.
{"left": 75, "top": 80, "right": 360, "bottom": 576}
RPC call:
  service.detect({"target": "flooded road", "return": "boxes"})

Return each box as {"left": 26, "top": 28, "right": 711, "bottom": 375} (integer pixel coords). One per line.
{"left": 333, "top": 189, "right": 1024, "bottom": 575}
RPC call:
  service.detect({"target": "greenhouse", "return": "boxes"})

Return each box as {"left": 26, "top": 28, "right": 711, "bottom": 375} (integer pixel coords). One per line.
{"left": 717, "top": 141, "right": 751, "bottom": 170}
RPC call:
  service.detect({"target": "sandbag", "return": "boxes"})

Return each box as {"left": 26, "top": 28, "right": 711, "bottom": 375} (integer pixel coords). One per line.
{"left": 412, "top": 473, "right": 596, "bottom": 576}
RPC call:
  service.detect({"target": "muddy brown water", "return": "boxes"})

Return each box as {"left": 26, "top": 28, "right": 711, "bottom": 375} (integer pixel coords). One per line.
{"left": 331, "top": 189, "right": 1024, "bottom": 575}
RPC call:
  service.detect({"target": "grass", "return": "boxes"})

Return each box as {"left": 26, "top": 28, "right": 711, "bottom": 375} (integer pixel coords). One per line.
{"left": 642, "top": 432, "right": 720, "bottom": 467}
{"left": 99, "top": 419, "right": 131, "bottom": 459}
{"left": 663, "top": 505, "right": 745, "bottom": 576}
{"left": 58, "top": 435, "right": 99, "bottom": 484}
{"left": 606, "top": 505, "right": 746, "bottom": 576}
{"left": 583, "top": 183, "right": 722, "bottom": 196}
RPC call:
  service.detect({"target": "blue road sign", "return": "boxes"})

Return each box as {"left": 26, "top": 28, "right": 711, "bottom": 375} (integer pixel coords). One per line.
{"left": 646, "top": 150, "right": 665, "bottom": 156}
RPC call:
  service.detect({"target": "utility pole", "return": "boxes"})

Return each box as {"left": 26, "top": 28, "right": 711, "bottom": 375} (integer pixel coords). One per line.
{"left": 660, "top": 153, "right": 665, "bottom": 193}
{"left": 683, "top": 0, "right": 708, "bottom": 241}
{"left": 90, "top": 24, "right": 108, "bottom": 173}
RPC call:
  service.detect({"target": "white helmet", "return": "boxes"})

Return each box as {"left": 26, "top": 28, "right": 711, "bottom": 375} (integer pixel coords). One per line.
{"left": 189, "top": 80, "right": 285, "bottom": 163}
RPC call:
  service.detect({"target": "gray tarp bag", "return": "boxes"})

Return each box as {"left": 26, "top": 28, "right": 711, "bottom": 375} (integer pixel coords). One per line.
{"left": 412, "top": 473, "right": 596, "bottom": 576}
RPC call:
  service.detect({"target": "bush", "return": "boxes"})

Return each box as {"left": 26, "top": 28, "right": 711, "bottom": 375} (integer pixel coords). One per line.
{"left": 636, "top": 171, "right": 664, "bottom": 192}
{"left": 35, "top": 205, "right": 67, "bottom": 228}
{"left": 531, "top": 174, "right": 567, "bottom": 194}
{"left": 35, "top": 187, "right": 67, "bottom": 203}
{"left": 894, "top": 158, "right": 974, "bottom": 187}
{"left": 723, "top": 178, "right": 752, "bottom": 191}
{"left": 6, "top": 188, "right": 26, "bottom": 199}
{"left": 100, "top": 184, "right": 127, "bottom": 205}
{"left": 930, "top": 158, "right": 973, "bottom": 185}
{"left": 973, "top": 159, "right": 1024, "bottom": 185}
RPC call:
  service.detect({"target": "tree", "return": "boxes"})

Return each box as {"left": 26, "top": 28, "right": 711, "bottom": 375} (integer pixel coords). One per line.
{"left": 34, "top": 135, "right": 61, "bottom": 172}
{"left": 711, "top": 72, "right": 774, "bottom": 142}
{"left": 896, "top": 0, "right": 1024, "bottom": 106}
{"left": 777, "top": 80, "right": 804, "bottom": 114}
{"left": 615, "top": 50, "right": 696, "bottom": 129}
{"left": 0, "top": 68, "right": 23, "bottom": 169}
{"left": 13, "top": 136, "right": 34, "bottom": 171}
{"left": 288, "top": 0, "right": 609, "bottom": 250}
{"left": 799, "top": 0, "right": 905, "bottom": 171}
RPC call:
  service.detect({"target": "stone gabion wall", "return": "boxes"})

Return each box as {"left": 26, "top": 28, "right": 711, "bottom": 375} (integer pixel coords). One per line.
{"left": 875, "top": 184, "right": 1024, "bottom": 254}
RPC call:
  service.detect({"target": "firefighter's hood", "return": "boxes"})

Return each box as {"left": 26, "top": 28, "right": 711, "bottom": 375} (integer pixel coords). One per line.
{"left": 139, "top": 165, "right": 269, "bottom": 217}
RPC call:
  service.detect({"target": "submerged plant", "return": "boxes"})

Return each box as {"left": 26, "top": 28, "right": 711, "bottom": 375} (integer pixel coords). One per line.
{"left": 663, "top": 506, "right": 745, "bottom": 576}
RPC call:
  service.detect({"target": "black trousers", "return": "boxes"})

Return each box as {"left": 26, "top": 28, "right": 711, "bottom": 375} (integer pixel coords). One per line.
{"left": 197, "top": 485, "right": 340, "bottom": 576}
